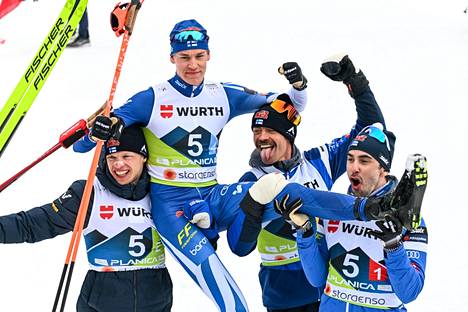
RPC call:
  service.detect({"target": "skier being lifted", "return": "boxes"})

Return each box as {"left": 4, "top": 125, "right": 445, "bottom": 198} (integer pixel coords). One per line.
{"left": 74, "top": 18, "right": 309, "bottom": 311}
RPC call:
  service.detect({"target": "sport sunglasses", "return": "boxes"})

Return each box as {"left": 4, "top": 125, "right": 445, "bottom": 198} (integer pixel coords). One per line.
{"left": 270, "top": 99, "right": 302, "bottom": 126}
{"left": 361, "top": 124, "right": 391, "bottom": 152}
{"left": 172, "top": 30, "right": 207, "bottom": 42}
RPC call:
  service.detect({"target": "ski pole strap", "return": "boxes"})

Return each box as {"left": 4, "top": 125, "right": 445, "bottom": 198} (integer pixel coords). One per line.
{"left": 59, "top": 119, "right": 88, "bottom": 148}
{"left": 125, "top": 0, "right": 143, "bottom": 34}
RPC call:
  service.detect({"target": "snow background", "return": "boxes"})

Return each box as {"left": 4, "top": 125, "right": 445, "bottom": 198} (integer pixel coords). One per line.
{"left": 0, "top": 0, "right": 467, "bottom": 311}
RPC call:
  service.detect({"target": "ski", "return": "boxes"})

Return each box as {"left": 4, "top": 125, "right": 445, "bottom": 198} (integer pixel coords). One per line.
{"left": 0, "top": 0, "right": 88, "bottom": 158}
{"left": 392, "top": 154, "right": 428, "bottom": 230}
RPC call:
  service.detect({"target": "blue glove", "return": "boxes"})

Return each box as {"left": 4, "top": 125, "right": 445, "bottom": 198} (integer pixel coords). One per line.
{"left": 183, "top": 199, "right": 219, "bottom": 247}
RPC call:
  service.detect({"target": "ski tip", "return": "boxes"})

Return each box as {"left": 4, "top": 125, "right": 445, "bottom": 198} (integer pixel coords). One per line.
{"left": 405, "top": 153, "right": 427, "bottom": 173}
{"left": 405, "top": 153, "right": 428, "bottom": 189}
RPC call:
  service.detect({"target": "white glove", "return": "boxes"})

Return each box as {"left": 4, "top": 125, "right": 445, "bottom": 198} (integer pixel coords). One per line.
{"left": 249, "top": 173, "right": 289, "bottom": 204}
{"left": 191, "top": 212, "right": 211, "bottom": 229}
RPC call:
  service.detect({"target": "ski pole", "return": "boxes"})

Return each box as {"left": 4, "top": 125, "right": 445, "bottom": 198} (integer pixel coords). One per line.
{"left": 0, "top": 103, "right": 106, "bottom": 193}
{"left": 52, "top": 1, "right": 143, "bottom": 311}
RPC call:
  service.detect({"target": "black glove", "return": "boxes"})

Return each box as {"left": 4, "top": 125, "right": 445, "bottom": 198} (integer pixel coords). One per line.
{"left": 356, "top": 193, "right": 395, "bottom": 221}
{"left": 320, "top": 53, "right": 369, "bottom": 98}
{"left": 370, "top": 214, "right": 403, "bottom": 251}
{"left": 90, "top": 115, "right": 124, "bottom": 141}
{"left": 274, "top": 194, "right": 313, "bottom": 237}
{"left": 238, "top": 192, "right": 266, "bottom": 243}
{"left": 240, "top": 192, "right": 265, "bottom": 221}
{"left": 279, "top": 62, "right": 308, "bottom": 91}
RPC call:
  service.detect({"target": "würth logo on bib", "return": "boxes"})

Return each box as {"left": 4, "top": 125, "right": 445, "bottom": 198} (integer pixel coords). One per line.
{"left": 160, "top": 104, "right": 174, "bottom": 118}
{"left": 100, "top": 205, "right": 114, "bottom": 219}
{"left": 176, "top": 106, "right": 224, "bottom": 117}
{"left": 327, "top": 220, "right": 340, "bottom": 233}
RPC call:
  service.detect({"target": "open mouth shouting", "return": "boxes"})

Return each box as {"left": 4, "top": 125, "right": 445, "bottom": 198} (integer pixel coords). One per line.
{"left": 349, "top": 175, "right": 363, "bottom": 193}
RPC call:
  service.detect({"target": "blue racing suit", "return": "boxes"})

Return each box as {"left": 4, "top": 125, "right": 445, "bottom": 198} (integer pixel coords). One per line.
{"left": 297, "top": 178, "right": 428, "bottom": 312}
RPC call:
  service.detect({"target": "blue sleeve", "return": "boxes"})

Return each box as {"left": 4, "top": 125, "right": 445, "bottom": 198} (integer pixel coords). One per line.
{"left": 304, "top": 132, "right": 360, "bottom": 184}
{"left": 0, "top": 181, "right": 89, "bottom": 243}
{"left": 225, "top": 171, "right": 260, "bottom": 256}
{"left": 268, "top": 183, "right": 361, "bottom": 221}
{"left": 113, "top": 87, "right": 155, "bottom": 127}
{"left": 238, "top": 171, "right": 258, "bottom": 183}
{"left": 303, "top": 86, "right": 386, "bottom": 183}
{"left": 297, "top": 221, "right": 329, "bottom": 287}
{"left": 386, "top": 220, "right": 428, "bottom": 304}
{"left": 223, "top": 83, "right": 308, "bottom": 120}
{"left": 223, "top": 83, "right": 275, "bottom": 120}
{"left": 73, "top": 88, "right": 154, "bottom": 153}
{"left": 354, "top": 86, "right": 385, "bottom": 129}
{"left": 73, "top": 133, "right": 96, "bottom": 153}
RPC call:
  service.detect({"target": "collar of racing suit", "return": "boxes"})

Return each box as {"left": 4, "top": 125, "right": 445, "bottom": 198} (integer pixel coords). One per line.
{"left": 249, "top": 144, "right": 302, "bottom": 172}
{"left": 95, "top": 150, "right": 150, "bottom": 201}
{"left": 168, "top": 74, "right": 204, "bottom": 97}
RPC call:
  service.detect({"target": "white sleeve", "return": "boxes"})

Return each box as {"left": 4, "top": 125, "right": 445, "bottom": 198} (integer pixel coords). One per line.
{"left": 286, "top": 87, "right": 308, "bottom": 112}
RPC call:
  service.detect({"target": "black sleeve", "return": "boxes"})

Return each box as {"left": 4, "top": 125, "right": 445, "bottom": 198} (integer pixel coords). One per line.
{"left": 354, "top": 86, "right": 386, "bottom": 128}
{"left": 0, "top": 180, "right": 94, "bottom": 244}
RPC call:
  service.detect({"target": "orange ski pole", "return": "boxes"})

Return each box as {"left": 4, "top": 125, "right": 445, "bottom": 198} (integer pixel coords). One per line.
{"left": 52, "top": 1, "right": 143, "bottom": 311}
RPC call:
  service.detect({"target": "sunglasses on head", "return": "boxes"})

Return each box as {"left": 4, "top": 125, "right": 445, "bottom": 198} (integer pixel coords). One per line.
{"left": 361, "top": 124, "right": 391, "bottom": 152}
{"left": 269, "top": 99, "right": 301, "bottom": 126}
{"left": 172, "top": 30, "right": 207, "bottom": 42}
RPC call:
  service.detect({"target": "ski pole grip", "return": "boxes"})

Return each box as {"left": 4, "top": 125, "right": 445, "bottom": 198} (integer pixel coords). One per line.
{"left": 125, "top": 0, "right": 142, "bottom": 34}
{"left": 87, "top": 102, "right": 107, "bottom": 126}
{"left": 59, "top": 119, "right": 88, "bottom": 148}
{"left": 278, "top": 66, "right": 285, "bottom": 75}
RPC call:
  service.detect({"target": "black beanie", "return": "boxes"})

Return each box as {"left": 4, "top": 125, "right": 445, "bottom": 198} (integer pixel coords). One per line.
{"left": 251, "top": 94, "right": 301, "bottom": 144}
{"left": 348, "top": 123, "right": 396, "bottom": 172}
{"left": 105, "top": 125, "right": 148, "bottom": 157}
